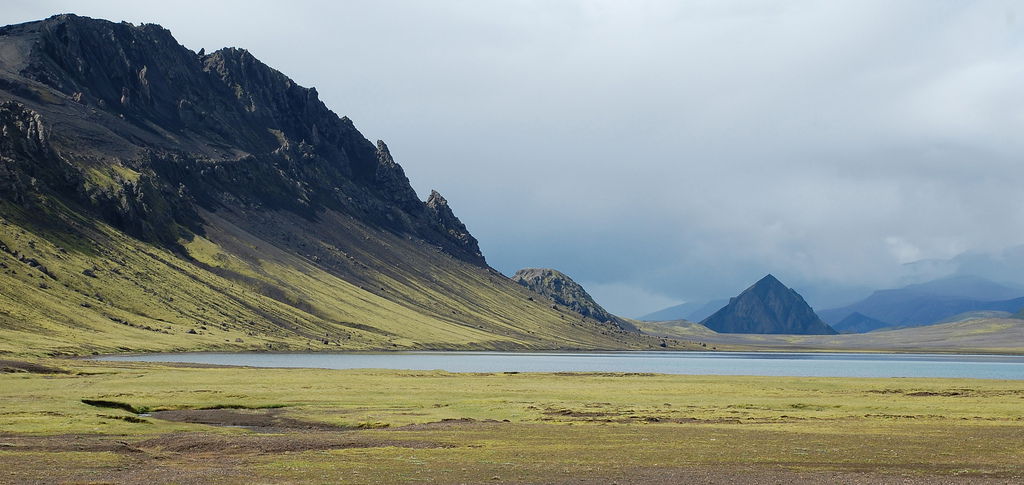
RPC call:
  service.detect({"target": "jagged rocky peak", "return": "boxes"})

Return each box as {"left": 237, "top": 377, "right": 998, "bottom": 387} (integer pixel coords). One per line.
{"left": 16, "top": 15, "right": 214, "bottom": 124}
{"left": 0, "top": 14, "right": 489, "bottom": 266}
{"left": 701, "top": 274, "right": 837, "bottom": 335}
{"left": 425, "top": 189, "right": 485, "bottom": 265}
{"left": 512, "top": 268, "right": 635, "bottom": 331}
{"left": 374, "top": 140, "right": 422, "bottom": 211}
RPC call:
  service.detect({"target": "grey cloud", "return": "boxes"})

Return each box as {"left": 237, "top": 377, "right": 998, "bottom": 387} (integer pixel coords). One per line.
{"left": 4, "top": 1, "right": 1023, "bottom": 316}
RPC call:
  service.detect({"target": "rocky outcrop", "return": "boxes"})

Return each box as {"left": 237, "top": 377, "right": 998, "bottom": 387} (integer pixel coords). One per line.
{"left": 0, "top": 100, "right": 81, "bottom": 208}
{"left": 426, "top": 190, "right": 484, "bottom": 265}
{"left": 375, "top": 140, "right": 426, "bottom": 213}
{"left": 512, "top": 268, "right": 635, "bottom": 331}
{"left": 0, "top": 101, "right": 48, "bottom": 204}
{"left": 0, "top": 14, "right": 485, "bottom": 265}
{"left": 701, "top": 274, "right": 837, "bottom": 335}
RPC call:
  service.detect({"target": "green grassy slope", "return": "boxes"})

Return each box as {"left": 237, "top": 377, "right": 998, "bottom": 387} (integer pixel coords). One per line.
{"left": 0, "top": 201, "right": 686, "bottom": 357}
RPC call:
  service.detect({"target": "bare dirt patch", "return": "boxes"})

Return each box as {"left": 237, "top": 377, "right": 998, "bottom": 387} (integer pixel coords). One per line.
{"left": 0, "top": 427, "right": 452, "bottom": 457}
{"left": 867, "top": 388, "right": 1024, "bottom": 398}
{"left": 563, "top": 464, "right": 1023, "bottom": 485}
{"left": 149, "top": 408, "right": 345, "bottom": 432}
{"left": 395, "top": 417, "right": 507, "bottom": 431}
{"left": 0, "top": 433, "right": 146, "bottom": 454}
{"left": 0, "top": 359, "right": 68, "bottom": 374}
{"left": 134, "top": 431, "right": 451, "bottom": 454}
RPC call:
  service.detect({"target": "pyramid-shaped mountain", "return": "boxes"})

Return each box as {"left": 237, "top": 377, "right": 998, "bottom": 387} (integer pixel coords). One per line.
{"left": 701, "top": 275, "right": 837, "bottom": 335}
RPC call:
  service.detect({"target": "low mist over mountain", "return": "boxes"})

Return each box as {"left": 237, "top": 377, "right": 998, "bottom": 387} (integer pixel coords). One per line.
{"left": 640, "top": 299, "right": 729, "bottom": 323}
{"left": 701, "top": 275, "right": 837, "bottom": 335}
{"left": 820, "top": 275, "right": 1024, "bottom": 333}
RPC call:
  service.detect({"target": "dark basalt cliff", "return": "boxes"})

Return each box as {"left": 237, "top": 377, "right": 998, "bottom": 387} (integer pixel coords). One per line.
{"left": 512, "top": 268, "right": 636, "bottom": 331}
{"left": 0, "top": 14, "right": 483, "bottom": 264}
{"left": 701, "top": 275, "right": 837, "bottom": 335}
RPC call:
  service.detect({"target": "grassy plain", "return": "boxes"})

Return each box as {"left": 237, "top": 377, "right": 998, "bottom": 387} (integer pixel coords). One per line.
{"left": 634, "top": 317, "right": 1024, "bottom": 354}
{"left": 1, "top": 359, "right": 1023, "bottom": 483}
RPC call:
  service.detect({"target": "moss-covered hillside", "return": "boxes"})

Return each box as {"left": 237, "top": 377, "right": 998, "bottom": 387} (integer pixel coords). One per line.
{"left": 0, "top": 15, "right": 685, "bottom": 356}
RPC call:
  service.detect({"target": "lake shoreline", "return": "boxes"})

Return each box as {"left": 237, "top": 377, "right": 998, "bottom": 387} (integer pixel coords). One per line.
{"left": 86, "top": 350, "right": 1024, "bottom": 380}
{"left": 76, "top": 346, "right": 1024, "bottom": 360}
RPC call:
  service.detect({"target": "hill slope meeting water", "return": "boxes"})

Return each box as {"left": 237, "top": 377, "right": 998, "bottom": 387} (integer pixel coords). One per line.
{"left": 0, "top": 14, "right": 685, "bottom": 356}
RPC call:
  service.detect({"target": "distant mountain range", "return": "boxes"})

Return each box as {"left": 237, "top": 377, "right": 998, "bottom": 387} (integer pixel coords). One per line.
{"left": 819, "top": 275, "right": 1024, "bottom": 333}
{"left": 701, "top": 275, "right": 837, "bottom": 335}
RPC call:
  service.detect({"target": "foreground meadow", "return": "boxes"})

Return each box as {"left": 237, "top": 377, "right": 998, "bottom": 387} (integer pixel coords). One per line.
{"left": 1, "top": 359, "right": 1023, "bottom": 484}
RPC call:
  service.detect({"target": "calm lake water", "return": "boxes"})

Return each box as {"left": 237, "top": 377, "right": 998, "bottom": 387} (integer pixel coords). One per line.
{"left": 93, "top": 351, "right": 1024, "bottom": 379}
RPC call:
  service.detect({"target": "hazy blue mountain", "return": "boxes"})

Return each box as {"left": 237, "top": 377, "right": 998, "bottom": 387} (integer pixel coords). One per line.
{"left": 639, "top": 298, "right": 728, "bottom": 322}
{"left": 901, "top": 246, "right": 1024, "bottom": 290}
{"left": 833, "top": 312, "right": 892, "bottom": 334}
{"left": 701, "top": 275, "right": 837, "bottom": 335}
{"left": 898, "top": 275, "right": 1024, "bottom": 301}
{"left": 639, "top": 301, "right": 704, "bottom": 322}
{"left": 820, "top": 275, "right": 1024, "bottom": 332}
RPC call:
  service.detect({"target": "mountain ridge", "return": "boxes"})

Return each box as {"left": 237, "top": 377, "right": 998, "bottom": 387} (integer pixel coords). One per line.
{"left": 0, "top": 14, "right": 484, "bottom": 264}
{"left": 821, "top": 275, "right": 1024, "bottom": 332}
{"left": 0, "top": 14, "right": 671, "bottom": 355}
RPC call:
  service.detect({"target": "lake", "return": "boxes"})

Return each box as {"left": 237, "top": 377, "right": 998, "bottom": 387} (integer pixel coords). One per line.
{"left": 93, "top": 351, "right": 1024, "bottom": 379}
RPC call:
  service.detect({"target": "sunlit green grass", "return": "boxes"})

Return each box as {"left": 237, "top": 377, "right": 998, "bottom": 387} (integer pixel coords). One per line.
{"left": 1, "top": 360, "right": 1022, "bottom": 482}
{"left": 0, "top": 202, "right": 678, "bottom": 358}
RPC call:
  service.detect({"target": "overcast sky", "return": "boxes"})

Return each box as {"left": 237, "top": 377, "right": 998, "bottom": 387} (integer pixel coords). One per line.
{"left": 6, "top": 1, "right": 1024, "bottom": 316}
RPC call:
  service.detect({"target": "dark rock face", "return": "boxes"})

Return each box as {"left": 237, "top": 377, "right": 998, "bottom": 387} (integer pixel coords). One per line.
{"left": 512, "top": 268, "right": 636, "bottom": 331}
{"left": 0, "top": 14, "right": 484, "bottom": 264}
{"left": 701, "top": 275, "right": 837, "bottom": 335}
{"left": 425, "top": 190, "right": 484, "bottom": 264}
{"left": 0, "top": 101, "right": 62, "bottom": 204}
